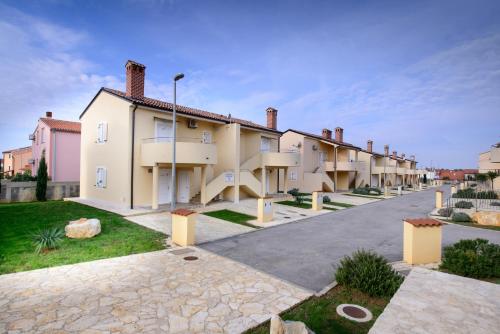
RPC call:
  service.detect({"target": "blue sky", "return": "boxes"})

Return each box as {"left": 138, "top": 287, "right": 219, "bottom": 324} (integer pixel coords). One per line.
{"left": 0, "top": 0, "right": 499, "bottom": 168}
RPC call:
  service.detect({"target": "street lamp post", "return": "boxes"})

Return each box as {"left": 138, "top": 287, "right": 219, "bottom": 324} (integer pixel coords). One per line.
{"left": 171, "top": 73, "right": 184, "bottom": 211}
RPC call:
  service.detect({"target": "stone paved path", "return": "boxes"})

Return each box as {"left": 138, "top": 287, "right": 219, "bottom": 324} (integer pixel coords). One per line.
{"left": 0, "top": 249, "right": 311, "bottom": 333}
{"left": 370, "top": 267, "right": 500, "bottom": 334}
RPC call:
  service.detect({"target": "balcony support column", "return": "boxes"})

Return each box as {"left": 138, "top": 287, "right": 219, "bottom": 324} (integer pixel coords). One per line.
{"left": 152, "top": 164, "right": 159, "bottom": 210}
{"left": 261, "top": 167, "right": 267, "bottom": 196}
{"left": 283, "top": 167, "right": 289, "bottom": 194}
{"left": 200, "top": 165, "right": 207, "bottom": 206}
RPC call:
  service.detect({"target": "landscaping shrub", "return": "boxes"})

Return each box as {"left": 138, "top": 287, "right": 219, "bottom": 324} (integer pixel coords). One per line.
{"left": 454, "top": 201, "right": 473, "bottom": 209}
{"left": 36, "top": 155, "right": 48, "bottom": 201}
{"left": 353, "top": 187, "right": 381, "bottom": 196}
{"left": 453, "top": 188, "right": 498, "bottom": 199}
{"left": 322, "top": 195, "right": 331, "bottom": 203}
{"left": 335, "top": 250, "right": 403, "bottom": 297}
{"left": 438, "top": 207, "right": 453, "bottom": 217}
{"left": 295, "top": 195, "right": 304, "bottom": 205}
{"left": 287, "top": 188, "right": 299, "bottom": 197}
{"left": 33, "top": 227, "right": 65, "bottom": 254}
{"left": 491, "top": 201, "right": 500, "bottom": 206}
{"left": 452, "top": 212, "right": 471, "bottom": 222}
{"left": 11, "top": 170, "right": 36, "bottom": 182}
{"left": 440, "top": 239, "right": 500, "bottom": 278}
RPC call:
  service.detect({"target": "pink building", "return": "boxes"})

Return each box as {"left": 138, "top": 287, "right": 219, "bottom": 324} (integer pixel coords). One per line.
{"left": 30, "top": 112, "right": 81, "bottom": 182}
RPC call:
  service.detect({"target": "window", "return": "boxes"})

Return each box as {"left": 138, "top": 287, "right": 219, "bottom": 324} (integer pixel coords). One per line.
{"left": 97, "top": 122, "right": 108, "bottom": 143}
{"left": 202, "top": 131, "right": 212, "bottom": 144}
{"left": 41, "top": 128, "right": 45, "bottom": 143}
{"left": 289, "top": 171, "right": 297, "bottom": 181}
{"left": 96, "top": 167, "right": 107, "bottom": 188}
{"left": 36, "top": 130, "right": 39, "bottom": 145}
{"left": 260, "top": 137, "right": 271, "bottom": 152}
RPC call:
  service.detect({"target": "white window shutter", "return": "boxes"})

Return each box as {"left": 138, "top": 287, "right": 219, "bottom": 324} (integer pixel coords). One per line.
{"left": 97, "top": 123, "right": 103, "bottom": 142}
{"left": 101, "top": 168, "right": 107, "bottom": 188}
{"left": 102, "top": 122, "right": 108, "bottom": 142}
{"left": 96, "top": 167, "right": 101, "bottom": 187}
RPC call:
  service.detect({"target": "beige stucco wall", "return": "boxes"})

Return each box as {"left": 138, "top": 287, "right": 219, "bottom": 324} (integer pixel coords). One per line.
{"left": 479, "top": 151, "right": 500, "bottom": 173}
{"left": 80, "top": 92, "right": 132, "bottom": 205}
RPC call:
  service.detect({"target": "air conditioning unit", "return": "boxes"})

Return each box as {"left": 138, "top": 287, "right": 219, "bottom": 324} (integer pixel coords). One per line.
{"left": 28, "top": 158, "right": 35, "bottom": 164}
{"left": 187, "top": 119, "right": 198, "bottom": 129}
{"left": 29, "top": 134, "right": 35, "bottom": 141}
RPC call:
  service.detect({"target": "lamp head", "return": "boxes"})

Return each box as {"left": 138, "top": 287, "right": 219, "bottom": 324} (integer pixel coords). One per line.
{"left": 174, "top": 73, "right": 185, "bottom": 81}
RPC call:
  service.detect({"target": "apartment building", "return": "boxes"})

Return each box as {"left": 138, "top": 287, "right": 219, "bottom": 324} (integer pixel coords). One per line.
{"left": 79, "top": 60, "right": 300, "bottom": 209}
{"left": 279, "top": 128, "right": 361, "bottom": 192}
{"left": 1, "top": 146, "right": 32, "bottom": 177}
{"left": 478, "top": 143, "right": 500, "bottom": 174}
{"left": 30, "top": 112, "right": 81, "bottom": 181}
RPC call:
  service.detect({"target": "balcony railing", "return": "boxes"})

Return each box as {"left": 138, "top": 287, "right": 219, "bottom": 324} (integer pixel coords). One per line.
{"left": 140, "top": 137, "right": 217, "bottom": 166}
{"left": 373, "top": 166, "right": 397, "bottom": 174}
{"left": 336, "top": 161, "right": 359, "bottom": 171}
{"left": 261, "top": 151, "right": 301, "bottom": 167}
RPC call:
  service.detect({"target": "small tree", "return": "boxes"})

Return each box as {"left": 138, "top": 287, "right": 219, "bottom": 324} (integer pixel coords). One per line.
{"left": 36, "top": 154, "right": 48, "bottom": 201}
{"left": 486, "top": 171, "right": 498, "bottom": 190}
{"left": 476, "top": 173, "right": 488, "bottom": 189}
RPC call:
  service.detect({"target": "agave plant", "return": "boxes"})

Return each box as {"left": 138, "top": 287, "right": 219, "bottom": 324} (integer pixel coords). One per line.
{"left": 33, "top": 227, "right": 65, "bottom": 254}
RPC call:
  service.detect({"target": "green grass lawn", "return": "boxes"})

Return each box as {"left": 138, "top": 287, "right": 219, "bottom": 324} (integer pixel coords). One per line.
{"left": 203, "top": 209, "right": 259, "bottom": 228}
{"left": 277, "top": 200, "right": 337, "bottom": 211}
{"left": 244, "top": 285, "right": 389, "bottom": 334}
{"left": 0, "top": 201, "right": 166, "bottom": 275}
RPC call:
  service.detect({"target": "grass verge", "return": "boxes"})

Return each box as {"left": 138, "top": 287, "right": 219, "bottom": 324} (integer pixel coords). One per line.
{"left": 276, "top": 201, "right": 312, "bottom": 209}
{"left": 0, "top": 201, "right": 166, "bottom": 275}
{"left": 203, "top": 209, "right": 259, "bottom": 228}
{"left": 343, "top": 193, "right": 384, "bottom": 200}
{"left": 244, "top": 285, "right": 389, "bottom": 334}
{"left": 303, "top": 199, "right": 355, "bottom": 208}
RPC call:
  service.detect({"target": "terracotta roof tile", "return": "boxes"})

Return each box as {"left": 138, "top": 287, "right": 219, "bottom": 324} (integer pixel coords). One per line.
{"left": 102, "top": 88, "right": 280, "bottom": 134}
{"left": 284, "top": 129, "right": 360, "bottom": 149}
{"left": 41, "top": 118, "right": 81, "bottom": 133}
{"left": 171, "top": 208, "right": 196, "bottom": 216}
{"left": 405, "top": 218, "right": 443, "bottom": 227}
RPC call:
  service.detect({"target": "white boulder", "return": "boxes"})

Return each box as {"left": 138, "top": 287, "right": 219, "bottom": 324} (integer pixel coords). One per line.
{"left": 270, "top": 315, "right": 314, "bottom": 334}
{"left": 65, "top": 218, "right": 101, "bottom": 239}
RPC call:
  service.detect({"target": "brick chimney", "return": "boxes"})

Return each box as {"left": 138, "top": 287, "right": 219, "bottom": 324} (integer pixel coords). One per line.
{"left": 384, "top": 145, "right": 389, "bottom": 156}
{"left": 367, "top": 140, "right": 373, "bottom": 153}
{"left": 334, "top": 127, "right": 343, "bottom": 142}
{"left": 125, "top": 60, "right": 146, "bottom": 100}
{"left": 45, "top": 111, "right": 52, "bottom": 118}
{"left": 266, "top": 107, "right": 278, "bottom": 130}
{"left": 392, "top": 151, "right": 397, "bottom": 159}
{"left": 322, "top": 129, "right": 332, "bottom": 140}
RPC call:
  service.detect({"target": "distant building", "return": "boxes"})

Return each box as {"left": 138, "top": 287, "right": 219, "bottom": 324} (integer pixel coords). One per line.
{"left": 1, "top": 146, "right": 32, "bottom": 177}
{"left": 30, "top": 112, "right": 81, "bottom": 182}
{"left": 436, "top": 169, "right": 478, "bottom": 181}
{"left": 478, "top": 143, "right": 500, "bottom": 174}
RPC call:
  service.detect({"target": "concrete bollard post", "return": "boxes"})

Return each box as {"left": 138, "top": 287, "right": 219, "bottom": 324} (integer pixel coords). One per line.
{"left": 397, "top": 186, "right": 402, "bottom": 196}
{"left": 257, "top": 197, "right": 274, "bottom": 223}
{"left": 435, "top": 190, "right": 443, "bottom": 209}
{"left": 451, "top": 185, "right": 457, "bottom": 195}
{"left": 403, "top": 218, "right": 443, "bottom": 265}
{"left": 171, "top": 209, "right": 197, "bottom": 246}
{"left": 311, "top": 191, "right": 323, "bottom": 211}
{"left": 419, "top": 183, "right": 423, "bottom": 190}
{"left": 384, "top": 186, "right": 389, "bottom": 196}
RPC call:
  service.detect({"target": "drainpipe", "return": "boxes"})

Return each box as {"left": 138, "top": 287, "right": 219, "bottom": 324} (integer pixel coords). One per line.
{"left": 130, "top": 105, "right": 138, "bottom": 209}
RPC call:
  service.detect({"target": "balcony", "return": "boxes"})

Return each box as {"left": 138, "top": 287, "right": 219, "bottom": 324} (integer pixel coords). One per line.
{"left": 140, "top": 137, "right": 217, "bottom": 166}
{"left": 397, "top": 167, "right": 407, "bottom": 174}
{"left": 336, "top": 161, "right": 360, "bottom": 171}
{"left": 323, "top": 161, "right": 335, "bottom": 171}
{"left": 261, "top": 151, "right": 300, "bottom": 167}
{"left": 491, "top": 147, "right": 500, "bottom": 163}
{"left": 373, "top": 166, "right": 397, "bottom": 174}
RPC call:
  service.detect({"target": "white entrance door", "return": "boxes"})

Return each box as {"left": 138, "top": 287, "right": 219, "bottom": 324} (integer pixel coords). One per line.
{"left": 177, "top": 170, "right": 190, "bottom": 203}
{"left": 159, "top": 168, "right": 172, "bottom": 204}
{"left": 260, "top": 137, "right": 271, "bottom": 152}
{"left": 155, "top": 119, "right": 173, "bottom": 142}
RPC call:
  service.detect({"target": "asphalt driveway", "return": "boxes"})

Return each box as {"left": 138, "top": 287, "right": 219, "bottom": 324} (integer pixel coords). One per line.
{"left": 200, "top": 187, "right": 500, "bottom": 292}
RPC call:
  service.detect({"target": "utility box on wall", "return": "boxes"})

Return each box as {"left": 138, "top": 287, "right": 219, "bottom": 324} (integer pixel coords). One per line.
{"left": 403, "top": 218, "right": 443, "bottom": 265}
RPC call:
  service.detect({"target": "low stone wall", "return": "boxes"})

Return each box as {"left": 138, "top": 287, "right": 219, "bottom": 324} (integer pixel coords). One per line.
{"left": 0, "top": 180, "right": 79, "bottom": 203}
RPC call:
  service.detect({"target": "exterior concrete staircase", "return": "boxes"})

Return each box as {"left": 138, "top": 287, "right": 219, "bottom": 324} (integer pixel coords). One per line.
{"left": 322, "top": 173, "right": 335, "bottom": 192}
{"left": 203, "top": 171, "right": 235, "bottom": 204}
{"left": 239, "top": 170, "right": 262, "bottom": 197}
